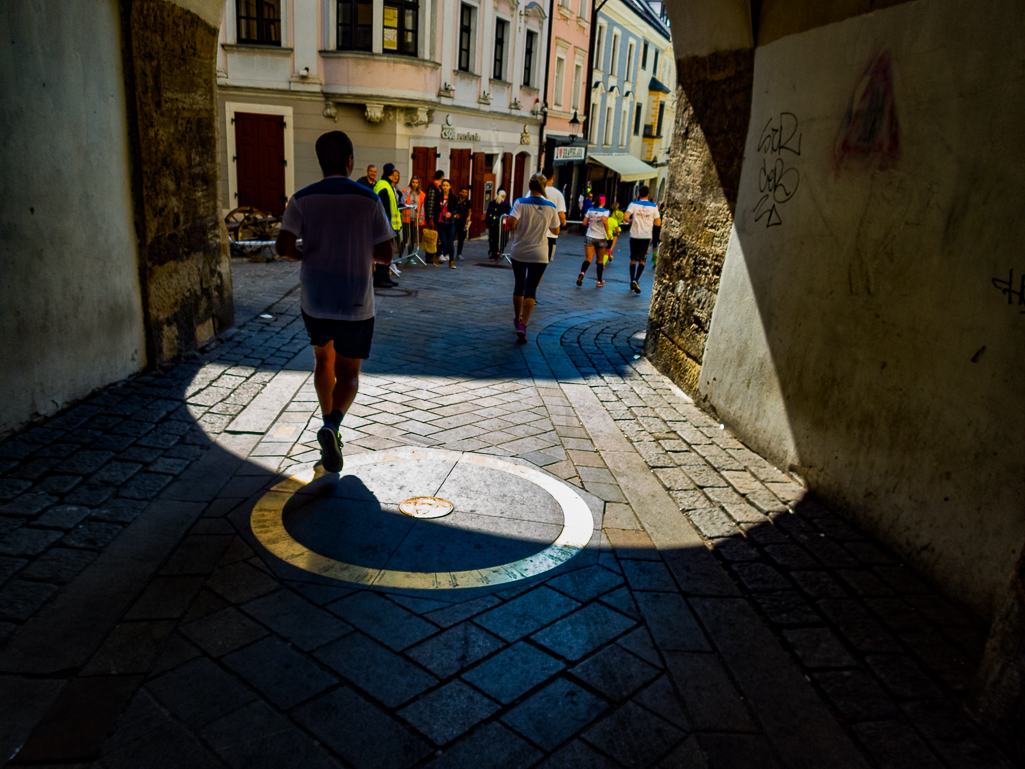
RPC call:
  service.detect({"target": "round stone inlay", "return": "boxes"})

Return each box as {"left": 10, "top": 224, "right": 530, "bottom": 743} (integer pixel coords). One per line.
{"left": 399, "top": 496, "right": 454, "bottom": 519}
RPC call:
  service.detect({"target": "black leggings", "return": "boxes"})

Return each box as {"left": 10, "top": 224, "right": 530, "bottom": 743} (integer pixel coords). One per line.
{"left": 512, "top": 259, "right": 548, "bottom": 300}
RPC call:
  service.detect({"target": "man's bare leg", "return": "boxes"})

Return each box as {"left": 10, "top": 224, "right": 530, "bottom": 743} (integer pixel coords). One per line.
{"left": 312, "top": 342, "right": 362, "bottom": 472}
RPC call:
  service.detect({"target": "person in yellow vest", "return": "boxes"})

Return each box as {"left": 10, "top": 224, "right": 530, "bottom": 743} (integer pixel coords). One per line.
{"left": 372, "top": 164, "right": 401, "bottom": 287}
{"left": 604, "top": 201, "right": 622, "bottom": 265}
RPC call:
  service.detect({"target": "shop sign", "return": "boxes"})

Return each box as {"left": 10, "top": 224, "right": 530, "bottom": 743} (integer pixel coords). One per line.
{"left": 442, "top": 126, "right": 480, "bottom": 141}
{"left": 554, "top": 145, "right": 586, "bottom": 162}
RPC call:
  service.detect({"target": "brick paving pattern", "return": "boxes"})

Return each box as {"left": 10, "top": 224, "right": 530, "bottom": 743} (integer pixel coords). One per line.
{"left": 0, "top": 237, "right": 1012, "bottom": 768}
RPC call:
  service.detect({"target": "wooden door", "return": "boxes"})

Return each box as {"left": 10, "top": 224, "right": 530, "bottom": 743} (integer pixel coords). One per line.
{"left": 449, "top": 149, "right": 471, "bottom": 193}
{"left": 411, "top": 146, "right": 436, "bottom": 187}
{"left": 235, "top": 112, "right": 286, "bottom": 215}
{"left": 470, "top": 152, "right": 489, "bottom": 238}
{"left": 513, "top": 152, "right": 528, "bottom": 200}
{"left": 500, "top": 152, "right": 513, "bottom": 195}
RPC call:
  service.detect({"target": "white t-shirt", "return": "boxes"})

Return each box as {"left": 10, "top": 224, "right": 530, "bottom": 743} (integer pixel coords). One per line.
{"left": 584, "top": 207, "right": 610, "bottom": 240}
{"left": 626, "top": 199, "right": 660, "bottom": 239}
{"left": 280, "top": 176, "right": 396, "bottom": 321}
{"left": 509, "top": 195, "right": 560, "bottom": 263}
{"left": 544, "top": 186, "right": 566, "bottom": 240}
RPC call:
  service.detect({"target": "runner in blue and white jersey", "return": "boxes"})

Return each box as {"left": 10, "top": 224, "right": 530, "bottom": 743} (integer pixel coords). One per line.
{"left": 507, "top": 173, "right": 561, "bottom": 343}
{"left": 623, "top": 185, "right": 662, "bottom": 294}
{"left": 576, "top": 201, "right": 610, "bottom": 288}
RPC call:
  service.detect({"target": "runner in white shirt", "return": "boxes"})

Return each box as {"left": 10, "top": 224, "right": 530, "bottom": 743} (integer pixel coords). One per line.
{"left": 507, "top": 173, "right": 561, "bottom": 343}
{"left": 623, "top": 184, "right": 662, "bottom": 294}
{"left": 577, "top": 202, "right": 610, "bottom": 288}
{"left": 542, "top": 166, "right": 567, "bottom": 263}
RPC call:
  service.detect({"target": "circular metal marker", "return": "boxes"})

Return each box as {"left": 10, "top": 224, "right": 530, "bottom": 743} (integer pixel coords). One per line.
{"left": 399, "top": 496, "right": 454, "bottom": 519}
{"left": 250, "top": 447, "right": 595, "bottom": 590}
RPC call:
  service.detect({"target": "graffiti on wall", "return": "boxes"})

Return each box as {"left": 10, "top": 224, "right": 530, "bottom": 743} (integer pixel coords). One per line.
{"left": 835, "top": 51, "right": 901, "bottom": 172}
{"left": 992, "top": 269, "right": 1025, "bottom": 314}
{"left": 753, "top": 112, "right": 801, "bottom": 228}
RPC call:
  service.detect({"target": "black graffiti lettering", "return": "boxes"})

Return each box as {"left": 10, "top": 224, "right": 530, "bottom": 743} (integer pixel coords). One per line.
{"left": 753, "top": 112, "right": 802, "bottom": 228}
{"left": 778, "top": 112, "right": 802, "bottom": 156}
{"left": 992, "top": 268, "right": 1025, "bottom": 313}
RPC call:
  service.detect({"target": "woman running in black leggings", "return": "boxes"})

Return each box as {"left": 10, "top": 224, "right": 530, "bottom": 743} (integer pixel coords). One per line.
{"left": 507, "top": 173, "right": 561, "bottom": 344}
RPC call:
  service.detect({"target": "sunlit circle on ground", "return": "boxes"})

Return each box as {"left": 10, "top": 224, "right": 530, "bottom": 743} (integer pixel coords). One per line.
{"left": 250, "top": 447, "right": 594, "bottom": 590}
{"left": 399, "top": 496, "right": 454, "bottom": 519}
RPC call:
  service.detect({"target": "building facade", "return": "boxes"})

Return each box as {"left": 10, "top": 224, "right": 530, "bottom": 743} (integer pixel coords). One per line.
{"left": 585, "top": 0, "right": 674, "bottom": 209}
{"left": 216, "top": 0, "right": 549, "bottom": 235}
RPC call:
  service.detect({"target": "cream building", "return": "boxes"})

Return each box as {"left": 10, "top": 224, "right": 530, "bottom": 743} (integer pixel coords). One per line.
{"left": 216, "top": 0, "right": 549, "bottom": 235}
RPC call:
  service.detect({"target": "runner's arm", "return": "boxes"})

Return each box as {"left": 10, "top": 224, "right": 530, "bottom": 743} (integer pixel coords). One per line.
{"left": 373, "top": 239, "right": 394, "bottom": 265}
{"left": 276, "top": 230, "right": 300, "bottom": 261}
{"left": 506, "top": 216, "right": 518, "bottom": 231}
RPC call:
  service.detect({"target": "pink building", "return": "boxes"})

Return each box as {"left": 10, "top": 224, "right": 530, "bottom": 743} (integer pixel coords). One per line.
{"left": 541, "top": 0, "right": 592, "bottom": 211}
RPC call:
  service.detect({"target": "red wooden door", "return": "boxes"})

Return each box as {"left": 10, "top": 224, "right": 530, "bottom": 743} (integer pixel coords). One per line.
{"left": 235, "top": 112, "right": 286, "bottom": 215}
{"left": 500, "top": 152, "right": 513, "bottom": 195}
{"left": 513, "top": 152, "right": 528, "bottom": 200}
{"left": 469, "top": 152, "right": 488, "bottom": 238}
{"left": 449, "top": 149, "right": 471, "bottom": 194}
{"left": 411, "top": 146, "right": 436, "bottom": 187}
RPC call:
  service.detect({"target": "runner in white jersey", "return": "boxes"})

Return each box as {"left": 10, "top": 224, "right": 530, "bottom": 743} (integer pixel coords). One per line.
{"left": 507, "top": 173, "right": 561, "bottom": 343}
{"left": 576, "top": 201, "right": 610, "bottom": 288}
{"left": 623, "top": 184, "right": 662, "bottom": 294}
{"left": 542, "top": 166, "right": 567, "bottom": 263}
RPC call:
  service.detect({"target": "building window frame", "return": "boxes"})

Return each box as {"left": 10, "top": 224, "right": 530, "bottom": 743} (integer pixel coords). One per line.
{"left": 458, "top": 3, "right": 475, "bottom": 73}
{"left": 571, "top": 60, "right": 583, "bottom": 110}
{"left": 382, "top": 0, "right": 418, "bottom": 56}
{"left": 633, "top": 104, "right": 642, "bottom": 135}
{"left": 620, "top": 104, "right": 629, "bottom": 147}
{"left": 610, "top": 31, "right": 620, "bottom": 75}
{"left": 656, "top": 101, "right": 665, "bottom": 137}
{"left": 595, "top": 23, "right": 606, "bottom": 72}
{"left": 625, "top": 40, "right": 635, "bottom": 83}
{"left": 523, "top": 29, "right": 537, "bottom": 87}
{"left": 493, "top": 17, "right": 508, "bottom": 79}
{"left": 237, "top": 0, "right": 282, "bottom": 46}
{"left": 553, "top": 55, "right": 566, "bottom": 107}
{"left": 603, "top": 103, "right": 613, "bottom": 145}
{"left": 653, "top": 48, "right": 659, "bottom": 76}
{"left": 589, "top": 102, "right": 599, "bottom": 143}
{"left": 337, "top": 0, "right": 373, "bottom": 51}
{"left": 642, "top": 41, "right": 648, "bottom": 69}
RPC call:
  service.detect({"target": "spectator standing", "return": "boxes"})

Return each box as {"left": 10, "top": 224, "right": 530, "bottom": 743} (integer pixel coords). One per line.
{"left": 356, "top": 165, "right": 377, "bottom": 188}
{"left": 435, "top": 179, "right": 456, "bottom": 266}
{"left": 422, "top": 170, "right": 445, "bottom": 265}
{"left": 274, "top": 132, "right": 394, "bottom": 473}
{"left": 372, "top": 164, "right": 402, "bottom": 287}
{"left": 485, "top": 190, "right": 511, "bottom": 260}
{"left": 623, "top": 185, "right": 662, "bottom": 294}
{"left": 507, "top": 173, "right": 560, "bottom": 343}
{"left": 451, "top": 186, "right": 472, "bottom": 263}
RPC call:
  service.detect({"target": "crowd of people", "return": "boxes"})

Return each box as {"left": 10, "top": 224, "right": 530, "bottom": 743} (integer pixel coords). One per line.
{"left": 274, "top": 131, "right": 667, "bottom": 472}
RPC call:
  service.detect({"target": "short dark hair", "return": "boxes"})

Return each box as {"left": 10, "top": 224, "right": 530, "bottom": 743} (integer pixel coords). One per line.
{"left": 367, "top": 165, "right": 377, "bottom": 171}
{"left": 460, "top": 186, "right": 469, "bottom": 192}
{"left": 542, "top": 166, "right": 554, "bottom": 179}
{"left": 434, "top": 170, "right": 445, "bottom": 180}
{"left": 315, "top": 131, "right": 354, "bottom": 175}
{"left": 638, "top": 184, "right": 650, "bottom": 198}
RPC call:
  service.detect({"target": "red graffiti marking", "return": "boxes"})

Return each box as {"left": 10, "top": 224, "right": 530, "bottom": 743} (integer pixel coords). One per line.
{"left": 835, "top": 51, "right": 901, "bottom": 171}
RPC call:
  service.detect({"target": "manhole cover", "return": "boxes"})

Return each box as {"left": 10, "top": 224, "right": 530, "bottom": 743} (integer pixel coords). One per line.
{"left": 374, "top": 288, "right": 419, "bottom": 298}
{"left": 399, "top": 496, "right": 454, "bottom": 519}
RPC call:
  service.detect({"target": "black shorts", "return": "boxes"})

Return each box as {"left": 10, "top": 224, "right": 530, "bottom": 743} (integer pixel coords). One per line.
{"left": 629, "top": 238, "right": 651, "bottom": 261}
{"left": 301, "top": 312, "right": 375, "bottom": 359}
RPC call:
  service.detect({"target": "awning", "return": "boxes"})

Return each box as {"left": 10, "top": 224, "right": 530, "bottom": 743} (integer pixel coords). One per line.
{"left": 649, "top": 76, "right": 671, "bottom": 94}
{"left": 587, "top": 153, "right": 658, "bottom": 182}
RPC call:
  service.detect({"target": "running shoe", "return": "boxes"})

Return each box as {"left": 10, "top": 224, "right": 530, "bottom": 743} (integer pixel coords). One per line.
{"left": 449, "top": 261, "right": 456, "bottom": 269}
{"left": 631, "top": 280, "right": 640, "bottom": 293}
{"left": 515, "top": 321, "right": 527, "bottom": 344}
{"left": 317, "top": 425, "right": 343, "bottom": 473}
{"left": 576, "top": 273, "right": 584, "bottom": 287}
{"left": 596, "top": 280, "right": 605, "bottom": 288}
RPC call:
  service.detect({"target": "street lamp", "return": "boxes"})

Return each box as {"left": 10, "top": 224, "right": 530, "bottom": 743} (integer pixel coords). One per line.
{"left": 569, "top": 111, "right": 581, "bottom": 143}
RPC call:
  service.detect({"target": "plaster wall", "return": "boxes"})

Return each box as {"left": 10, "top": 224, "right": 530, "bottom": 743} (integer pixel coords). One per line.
{"left": 0, "top": 0, "right": 146, "bottom": 434}
{"left": 697, "top": 0, "right": 1025, "bottom": 618}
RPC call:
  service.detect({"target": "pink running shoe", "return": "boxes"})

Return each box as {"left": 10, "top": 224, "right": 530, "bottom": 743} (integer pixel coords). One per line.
{"left": 515, "top": 320, "right": 527, "bottom": 344}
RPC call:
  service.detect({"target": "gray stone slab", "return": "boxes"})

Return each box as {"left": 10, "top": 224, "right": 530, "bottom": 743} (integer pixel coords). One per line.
{"left": 571, "top": 643, "right": 660, "bottom": 701}
{"left": 399, "top": 679, "right": 500, "bottom": 745}
{"left": 226, "top": 367, "right": 309, "bottom": 434}
{"left": 461, "top": 640, "right": 565, "bottom": 704}
{"left": 501, "top": 678, "right": 608, "bottom": 751}
{"left": 407, "top": 621, "right": 505, "bottom": 678}
{"left": 242, "top": 589, "right": 352, "bottom": 651}
{"left": 0, "top": 675, "right": 66, "bottom": 763}
{"left": 223, "top": 636, "right": 337, "bottom": 710}
{"left": 473, "top": 586, "right": 579, "bottom": 642}
{"left": 424, "top": 722, "right": 543, "bottom": 769}
{"left": 315, "top": 632, "right": 437, "bottom": 708}
{"left": 146, "top": 657, "right": 256, "bottom": 728}
{"left": 582, "top": 701, "right": 686, "bottom": 768}
{"left": 531, "top": 602, "right": 636, "bottom": 660}
{"left": 328, "top": 591, "right": 437, "bottom": 651}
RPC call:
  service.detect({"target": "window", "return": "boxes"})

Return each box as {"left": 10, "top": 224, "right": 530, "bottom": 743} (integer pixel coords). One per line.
{"left": 554, "top": 56, "right": 565, "bottom": 107}
{"left": 626, "top": 41, "right": 634, "bottom": 82}
{"left": 458, "top": 4, "right": 474, "bottom": 72}
{"left": 633, "top": 104, "right": 641, "bottom": 135}
{"left": 383, "top": 0, "right": 418, "bottom": 56}
{"left": 338, "top": 0, "right": 372, "bottom": 51}
{"left": 610, "top": 32, "right": 620, "bottom": 75}
{"left": 493, "top": 19, "right": 507, "bottom": 79}
{"left": 523, "top": 30, "right": 536, "bottom": 86}
{"left": 653, "top": 49, "right": 659, "bottom": 75}
{"left": 656, "top": 102, "right": 665, "bottom": 136}
{"left": 237, "top": 0, "right": 281, "bottom": 45}
{"left": 572, "top": 62, "right": 582, "bottom": 110}
{"left": 595, "top": 25, "right": 605, "bottom": 71}
{"left": 642, "top": 41, "right": 648, "bottom": 69}
{"left": 589, "top": 103, "right": 598, "bottom": 142}
{"left": 578, "top": 0, "right": 587, "bottom": 19}
{"left": 604, "top": 104, "right": 613, "bottom": 145}
{"left": 620, "top": 105, "right": 629, "bottom": 146}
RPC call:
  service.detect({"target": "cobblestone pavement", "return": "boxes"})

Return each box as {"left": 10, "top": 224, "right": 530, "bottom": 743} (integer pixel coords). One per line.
{"left": 0, "top": 236, "right": 1013, "bottom": 768}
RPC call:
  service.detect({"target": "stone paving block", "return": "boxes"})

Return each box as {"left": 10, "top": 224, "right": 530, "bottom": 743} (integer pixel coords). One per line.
{"left": 790, "top": 570, "right": 848, "bottom": 599}
{"left": 752, "top": 591, "right": 822, "bottom": 627}
{"left": 424, "top": 721, "right": 543, "bottom": 769}
{"left": 0, "top": 526, "right": 63, "bottom": 556}
{"left": 620, "top": 558, "right": 678, "bottom": 592}
{"left": 91, "top": 498, "right": 147, "bottom": 524}
{"left": 35, "top": 475, "right": 83, "bottom": 495}
{"left": 62, "top": 451, "right": 116, "bottom": 476}
{"left": 571, "top": 643, "right": 660, "bottom": 701}
{"left": 686, "top": 507, "right": 738, "bottom": 539}
{"left": 812, "top": 669, "right": 898, "bottom": 722}
{"left": 399, "top": 679, "right": 500, "bottom": 745}
{"left": 0, "top": 479, "right": 33, "bottom": 502}
{"left": 160, "top": 535, "right": 234, "bottom": 576}
{"left": 180, "top": 606, "right": 269, "bottom": 657}
{"left": 2, "top": 493, "right": 58, "bottom": 518}
{"left": 730, "top": 562, "right": 792, "bottom": 593}
{"left": 0, "top": 579, "right": 58, "bottom": 621}
{"left": 663, "top": 651, "right": 756, "bottom": 732}
{"left": 817, "top": 599, "right": 901, "bottom": 653}
{"left": 81, "top": 621, "right": 176, "bottom": 676}
{"left": 653, "top": 467, "right": 697, "bottom": 491}
{"left": 850, "top": 720, "right": 945, "bottom": 769}
{"left": 423, "top": 594, "right": 502, "bottom": 628}
{"left": 501, "top": 678, "right": 608, "bottom": 751}
{"left": 407, "top": 621, "right": 505, "bottom": 679}
{"left": 146, "top": 657, "right": 256, "bottom": 729}
{"left": 328, "top": 591, "right": 437, "bottom": 651}
{"left": 315, "top": 632, "right": 437, "bottom": 708}
{"left": 633, "top": 592, "right": 710, "bottom": 653}
{"left": 461, "top": 641, "right": 565, "bottom": 705}
{"left": 582, "top": 481, "right": 627, "bottom": 503}
{"left": 473, "top": 586, "right": 579, "bottom": 642}
{"left": 207, "top": 561, "right": 279, "bottom": 604}
{"left": 242, "top": 589, "right": 352, "bottom": 651}
{"left": 631, "top": 674, "right": 690, "bottom": 731}
{"left": 32, "top": 505, "right": 92, "bottom": 530}
{"left": 864, "top": 654, "right": 943, "bottom": 700}
{"left": 603, "top": 527, "right": 660, "bottom": 560}
{"left": 223, "top": 636, "right": 337, "bottom": 710}
{"left": 901, "top": 700, "right": 1016, "bottom": 768}
{"left": 0, "top": 555, "right": 27, "bottom": 585}
{"left": 125, "top": 576, "right": 206, "bottom": 620}
{"left": 295, "top": 687, "right": 432, "bottom": 769}
{"left": 59, "top": 522, "right": 123, "bottom": 551}
{"left": 696, "top": 733, "right": 782, "bottom": 769}
{"left": 531, "top": 602, "right": 636, "bottom": 661}
{"left": 546, "top": 565, "right": 624, "bottom": 602}
{"left": 782, "top": 628, "right": 857, "bottom": 669}
{"left": 583, "top": 701, "right": 685, "bottom": 769}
